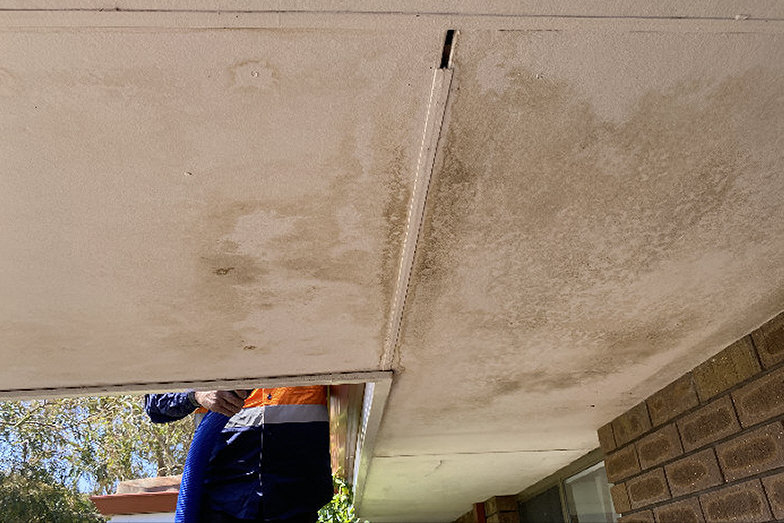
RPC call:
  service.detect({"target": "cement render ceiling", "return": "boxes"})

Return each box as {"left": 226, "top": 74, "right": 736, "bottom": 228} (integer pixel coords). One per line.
{"left": 1, "top": 3, "right": 784, "bottom": 522}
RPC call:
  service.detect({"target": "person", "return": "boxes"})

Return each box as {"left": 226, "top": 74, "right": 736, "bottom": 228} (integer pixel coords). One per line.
{"left": 145, "top": 386, "right": 333, "bottom": 522}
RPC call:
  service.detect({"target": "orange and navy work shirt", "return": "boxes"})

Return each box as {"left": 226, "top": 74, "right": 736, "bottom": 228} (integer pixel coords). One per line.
{"left": 144, "top": 386, "right": 332, "bottom": 520}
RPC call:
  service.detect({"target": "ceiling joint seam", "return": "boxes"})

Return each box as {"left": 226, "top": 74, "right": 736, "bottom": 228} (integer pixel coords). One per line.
{"left": 381, "top": 65, "right": 455, "bottom": 370}
{"left": 439, "top": 29, "right": 456, "bottom": 69}
{"left": 0, "top": 9, "right": 782, "bottom": 22}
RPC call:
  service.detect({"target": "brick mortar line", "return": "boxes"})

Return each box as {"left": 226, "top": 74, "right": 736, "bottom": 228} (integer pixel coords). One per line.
{"left": 607, "top": 345, "right": 784, "bottom": 458}
{"left": 608, "top": 320, "right": 784, "bottom": 518}
{"left": 748, "top": 332, "right": 766, "bottom": 372}
{"left": 620, "top": 463, "right": 784, "bottom": 517}
{"left": 613, "top": 410, "right": 784, "bottom": 485}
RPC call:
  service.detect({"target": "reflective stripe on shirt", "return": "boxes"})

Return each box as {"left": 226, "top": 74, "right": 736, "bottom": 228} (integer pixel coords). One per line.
{"left": 224, "top": 404, "right": 328, "bottom": 429}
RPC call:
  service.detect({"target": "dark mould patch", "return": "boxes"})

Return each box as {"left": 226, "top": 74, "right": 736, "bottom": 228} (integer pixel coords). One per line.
{"left": 493, "top": 377, "right": 523, "bottom": 395}
{"left": 142, "top": 198, "right": 270, "bottom": 366}
{"left": 402, "top": 45, "right": 784, "bottom": 378}
{"left": 379, "top": 145, "right": 413, "bottom": 301}
{"left": 369, "top": 117, "right": 417, "bottom": 357}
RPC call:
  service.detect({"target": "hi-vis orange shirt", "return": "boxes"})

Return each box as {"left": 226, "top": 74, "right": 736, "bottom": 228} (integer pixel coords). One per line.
{"left": 145, "top": 386, "right": 332, "bottom": 520}
{"left": 195, "top": 386, "right": 327, "bottom": 414}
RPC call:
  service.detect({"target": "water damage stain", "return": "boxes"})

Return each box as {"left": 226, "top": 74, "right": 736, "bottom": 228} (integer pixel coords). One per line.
{"left": 401, "top": 38, "right": 784, "bottom": 396}
{"left": 152, "top": 130, "right": 411, "bottom": 364}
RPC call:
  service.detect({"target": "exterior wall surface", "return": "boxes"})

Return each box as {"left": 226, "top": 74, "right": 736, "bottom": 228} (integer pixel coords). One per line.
{"left": 454, "top": 497, "right": 516, "bottom": 523}
{"left": 600, "top": 311, "right": 784, "bottom": 523}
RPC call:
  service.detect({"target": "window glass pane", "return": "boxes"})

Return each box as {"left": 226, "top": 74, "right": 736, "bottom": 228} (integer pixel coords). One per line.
{"left": 564, "top": 462, "right": 618, "bottom": 523}
{"left": 519, "top": 485, "right": 563, "bottom": 523}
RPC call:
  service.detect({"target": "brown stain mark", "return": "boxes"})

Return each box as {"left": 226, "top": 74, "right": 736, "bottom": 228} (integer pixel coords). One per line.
{"left": 379, "top": 144, "right": 413, "bottom": 290}
{"left": 146, "top": 199, "right": 269, "bottom": 369}
{"left": 264, "top": 166, "right": 374, "bottom": 291}
{"left": 402, "top": 42, "right": 784, "bottom": 394}
{"left": 364, "top": 60, "right": 421, "bottom": 360}
{"left": 493, "top": 377, "right": 523, "bottom": 395}
{"left": 154, "top": 121, "right": 412, "bottom": 365}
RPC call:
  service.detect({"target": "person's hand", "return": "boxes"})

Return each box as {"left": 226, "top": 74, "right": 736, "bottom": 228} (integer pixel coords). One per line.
{"left": 193, "top": 390, "right": 249, "bottom": 417}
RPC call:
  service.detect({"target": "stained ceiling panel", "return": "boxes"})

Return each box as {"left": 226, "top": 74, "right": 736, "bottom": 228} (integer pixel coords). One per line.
{"left": 0, "top": 28, "right": 441, "bottom": 389}
{"left": 364, "top": 29, "right": 784, "bottom": 521}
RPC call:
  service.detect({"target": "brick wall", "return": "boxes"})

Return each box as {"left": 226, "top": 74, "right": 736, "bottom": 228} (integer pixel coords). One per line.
{"left": 454, "top": 496, "right": 517, "bottom": 523}
{"left": 600, "top": 311, "right": 784, "bottom": 523}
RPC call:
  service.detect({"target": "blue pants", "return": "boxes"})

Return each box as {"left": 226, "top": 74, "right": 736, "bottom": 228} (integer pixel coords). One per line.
{"left": 199, "top": 506, "right": 318, "bottom": 523}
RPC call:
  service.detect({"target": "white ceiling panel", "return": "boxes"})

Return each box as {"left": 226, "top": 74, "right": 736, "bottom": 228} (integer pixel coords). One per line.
{"left": 0, "top": 27, "right": 442, "bottom": 389}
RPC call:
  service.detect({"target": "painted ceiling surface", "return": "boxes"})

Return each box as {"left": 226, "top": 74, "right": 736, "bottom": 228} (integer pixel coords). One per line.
{"left": 1, "top": 3, "right": 783, "bottom": 521}
{"left": 0, "top": 28, "right": 440, "bottom": 386}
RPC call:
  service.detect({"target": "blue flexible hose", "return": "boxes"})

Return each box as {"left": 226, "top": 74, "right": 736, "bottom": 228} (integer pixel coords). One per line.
{"left": 175, "top": 411, "right": 229, "bottom": 523}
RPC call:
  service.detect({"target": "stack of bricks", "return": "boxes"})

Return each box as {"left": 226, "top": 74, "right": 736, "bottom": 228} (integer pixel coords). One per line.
{"left": 599, "top": 311, "right": 784, "bottom": 523}
{"left": 484, "top": 496, "right": 519, "bottom": 523}
{"left": 453, "top": 496, "right": 518, "bottom": 523}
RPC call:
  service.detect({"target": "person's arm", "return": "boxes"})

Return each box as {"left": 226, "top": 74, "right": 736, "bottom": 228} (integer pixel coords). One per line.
{"left": 192, "top": 390, "right": 248, "bottom": 417}
{"left": 144, "top": 391, "right": 200, "bottom": 423}
{"left": 145, "top": 390, "right": 250, "bottom": 423}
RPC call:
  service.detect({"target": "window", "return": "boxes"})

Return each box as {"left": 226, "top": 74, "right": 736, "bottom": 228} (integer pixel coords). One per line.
{"left": 563, "top": 462, "right": 617, "bottom": 523}
{"left": 516, "top": 450, "right": 619, "bottom": 523}
{"left": 519, "top": 486, "right": 563, "bottom": 523}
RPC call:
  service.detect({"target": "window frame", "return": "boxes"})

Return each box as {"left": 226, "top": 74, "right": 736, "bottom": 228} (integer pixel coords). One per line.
{"left": 516, "top": 448, "right": 615, "bottom": 523}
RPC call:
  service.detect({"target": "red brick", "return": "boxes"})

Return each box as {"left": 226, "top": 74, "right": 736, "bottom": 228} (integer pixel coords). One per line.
{"left": 610, "top": 483, "right": 631, "bottom": 514}
{"left": 636, "top": 423, "right": 683, "bottom": 470}
{"left": 762, "top": 470, "right": 784, "bottom": 520}
{"left": 677, "top": 396, "right": 741, "bottom": 452}
{"left": 699, "top": 479, "right": 772, "bottom": 523}
{"left": 598, "top": 422, "right": 617, "bottom": 454}
{"left": 646, "top": 374, "right": 699, "bottom": 427}
{"left": 612, "top": 403, "right": 652, "bottom": 446}
{"left": 752, "top": 311, "right": 784, "bottom": 369}
{"left": 618, "top": 510, "right": 653, "bottom": 523}
{"left": 732, "top": 365, "right": 784, "bottom": 428}
{"left": 693, "top": 337, "right": 761, "bottom": 402}
{"left": 664, "top": 448, "right": 723, "bottom": 497}
{"left": 715, "top": 421, "right": 784, "bottom": 481}
{"left": 626, "top": 468, "right": 670, "bottom": 510}
{"left": 654, "top": 498, "right": 705, "bottom": 523}
{"left": 606, "top": 445, "right": 641, "bottom": 483}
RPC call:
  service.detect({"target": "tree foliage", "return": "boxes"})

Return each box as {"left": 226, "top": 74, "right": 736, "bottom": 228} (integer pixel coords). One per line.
{"left": 0, "top": 395, "right": 193, "bottom": 495}
{"left": 0, "top": 466, "right": 104, "bottom": 522}
{"left": 318, "top": 476, "right": 364, "bottom": 523}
